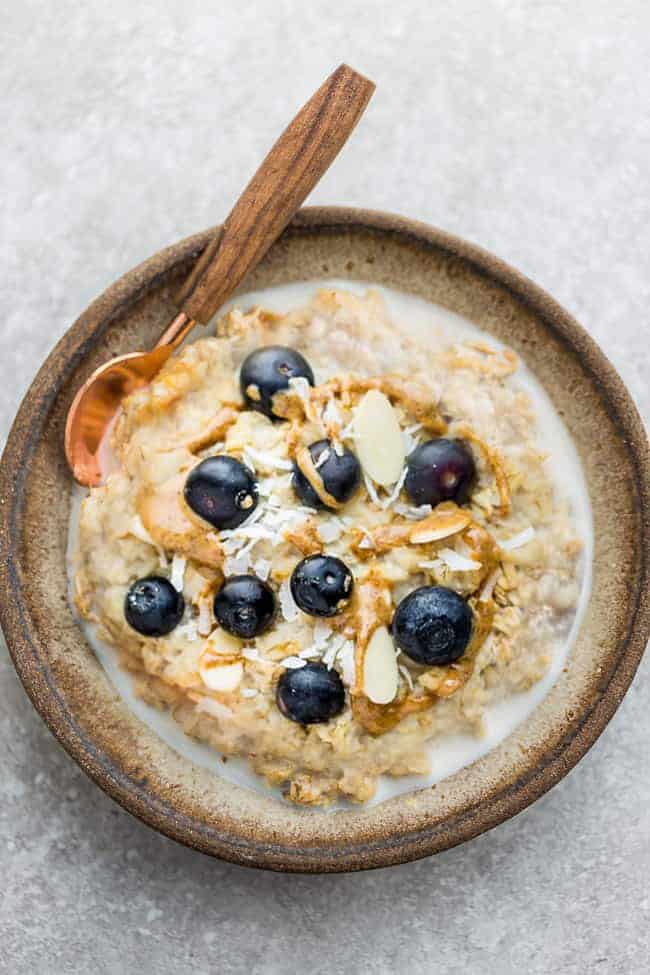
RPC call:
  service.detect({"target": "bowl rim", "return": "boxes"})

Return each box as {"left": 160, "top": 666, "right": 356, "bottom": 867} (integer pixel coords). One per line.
{"left": 1, "top": 206, "right": 648, "bottom": 872}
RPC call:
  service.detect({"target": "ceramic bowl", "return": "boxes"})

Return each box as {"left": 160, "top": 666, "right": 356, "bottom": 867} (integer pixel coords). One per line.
{"left": 1, "top": 207, "right": 648, "bottom": 872}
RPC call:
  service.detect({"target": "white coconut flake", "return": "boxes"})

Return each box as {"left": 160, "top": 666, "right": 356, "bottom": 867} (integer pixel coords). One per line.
{"left": 322, "top": 633, "right": 347, "bottom": 670}
{"left": 240, "top": 687, "right": 258, "bottom": 699}
{"left": 279, "top": 579, "right": 299, "bottom": 622}
{"left": 170, "top": 555, "right": 186, "bottom": 592}
{"left": 313, "top": 619, "right": 333, "bottom": 646}
{"left": 224, "top": 550, "right": 252, "bottom": 576}
{"left": 197, "top": 599, "right": 213, "bottom": 636}
{"left": 280, "top": 656, "right": 307, "bottom": 669}
{"left": 253, "top": 557, "right": 271, "bottom": 581}
{"left": 174, "top": 619, "right": 199, "bottom": 642}
{"left": 402, "top": 423, "right": 423, "bottom": 454}
{"left": 419, "top": 558, "right": 445, "bottom": 573}
{"left": 393, "top": 501, "right": 433, "bottom": 521}
{"left": 340, "top": 420, "right": 356, "bottom": 441}
{"left": 298, "top": 645, "right": 323, "bottom": 659}
{"left": 363, "top": 472, "right": 382, "bottom": 506}
{"left": 129, "top": 515, "right": 156, "bottom": 546}
{"left": 380, "top": 465, "right": 408, "bottom": 509}
{"left": 358, "top": 530, "right": 375, "bottom": 550}
{"left": 338, "top": 640, "right": 356, "bottom": 686}
{"left": 194, "top": 696, "right": 233, "bottom": 720}
{"left": 288, "top": 375, "right": 312, "bottom": 404}
{"left": 498, "top": 526, "right": 536, "bottom": 550}
{"left": 314, "top": 448, "right": 331, "bottom": 470}
{"left": 480, "top": 569, "right": 501, "bottom": 603}
{"left": 437, "top": 547, "right": 482, "bottom": 572}
{"left": 319, "top": 518, "right": 343, "bottom": 543}
{"left": 322, "top": 397, "right": 344, "bottom": 427}
{"left": 244, "top": 446, "right": 293, "bottom": 471}
{"left": 398, "top": 662, "right": 414, "bottom": 691}
{"left": 219, "top": 506, "right": 264, "bottom": 539}
{"left": 241, "top": 646, "right": 260, "bottom": 661}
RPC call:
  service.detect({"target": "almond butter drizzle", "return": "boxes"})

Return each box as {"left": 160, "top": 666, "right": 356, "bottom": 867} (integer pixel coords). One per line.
{"left": 456, "top": 424, "right": 511, "bottom": 517}
{"left": 283, "top": 518, "right": 323, "bottom": 556}
{"left": 137, "top": 474, "right": 223, "bottom": 567}
{"left": 184, "top": 405, "right": 241, "bottom": 453}
{"left": 294, "top": 445, "right": 342, "bottom": 509}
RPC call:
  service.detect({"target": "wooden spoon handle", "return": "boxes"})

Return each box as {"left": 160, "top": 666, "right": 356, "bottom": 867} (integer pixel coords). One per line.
{"left": 176, "top": 64, "right": 375, "bottom": 324}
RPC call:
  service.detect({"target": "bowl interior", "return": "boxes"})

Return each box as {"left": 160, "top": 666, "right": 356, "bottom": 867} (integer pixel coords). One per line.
{"left": 1, "top": 208, "right": 648, "bottom": 872}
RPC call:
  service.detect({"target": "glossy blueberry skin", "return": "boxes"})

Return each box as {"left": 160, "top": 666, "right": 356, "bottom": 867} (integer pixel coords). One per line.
{"left": 290, "top": 554, "right": 354, "bottom": 618}
{"left": 276, "top": 662, "right": 346, "bottom": 724}
{"left": 184, "top": 455, "right": 258, "bottom": 530}
{"left": 292, "top": 439, "right": 361, "bottom": 510}
{"left": 124, "top": 576, "right": 185, "bottom": 637}
{"left": 392, "top": 585, "right": 473, "bottom": 666}
{"left": 404, "top": 438, "right": 477, "bottom": 507}
{"left": 239, "top": 345, "right": 315, "bottom": 418}
{"left": 213, "top": 574, "right": 276, "bottom": 639}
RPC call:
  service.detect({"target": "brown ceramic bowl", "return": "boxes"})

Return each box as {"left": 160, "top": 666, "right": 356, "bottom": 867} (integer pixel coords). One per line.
{"left": 1, "top": 207, "right": 648, "bottom": 873}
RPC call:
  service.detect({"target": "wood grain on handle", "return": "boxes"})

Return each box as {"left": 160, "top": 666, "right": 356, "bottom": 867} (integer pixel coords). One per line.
{"left": 176, "top": 64, "right": 375, "bottom": 324}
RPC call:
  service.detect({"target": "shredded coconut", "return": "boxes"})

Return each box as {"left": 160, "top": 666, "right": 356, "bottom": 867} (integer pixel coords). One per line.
{"left": 197, "top": 599, "right": 213, "bottom": 636}
{"left": 279, "top": 579, "right": 299, "bottom": 622}
{"left": 363, "top": 472, "right": 381, "bottom": 506}
{"left": 280, "top": 656, "right": 307, "bottom": 669}
{"left": 194, "top": 696, "right": 233, "bottom": 720}
{"left": 314, "top": 448, "right": 330, "bottom": 470}
{"left": 170, "top": 554, "right": 186, "bottom": 592}
{"left": 437, "top": 547, "right": 482, "bottom": 572}
{"left": 322, "top": 398, "right": 344, "bottom": 427}
{"left": 174, "top": 618, "right": 199, "bottom": 642}
{"left": 244, "top": 446, "right": 293, "bottom": 471}
{"left": 393, "top": 501, "right": 433, "bottom": 521}
{"left": 129, "top": 515, "right": 156, "bottom": 546}
{"left": 224, "top": 550, "right": 251, "bottom": 576}
{"left": 498, "top": 526, "right": 536, "bottom": 550}
{"left": 380, "top": 465, "right": 408, "bottom": 509}
{"left": 288, "top": 375, "right": 312, "bottom": 405}
{"left": 240, "top": 687, "right": 259, "bottom": 699}
{"left": 398, "top": 662, "right": 414, "bottom": 691}
{"left": 253, "top": 557, "right": 271, "bottom": 581}
{"left": 319, "top": 517, "right": 343, "bottom": 543}
{"left": 338, "top": 640, "right": 356, "bottom": 686}
{"left": 480, "top": 569, "right": 501, "bottom": 602}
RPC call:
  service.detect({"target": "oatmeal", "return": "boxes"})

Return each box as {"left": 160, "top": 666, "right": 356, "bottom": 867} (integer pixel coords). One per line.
{"left": 72, "top": 286, "right": 586, "bottom": 805}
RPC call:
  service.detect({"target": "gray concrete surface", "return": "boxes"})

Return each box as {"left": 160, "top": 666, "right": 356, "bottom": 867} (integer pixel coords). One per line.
{"left": 1, "top": 2, "right": 649, "bottom": 972}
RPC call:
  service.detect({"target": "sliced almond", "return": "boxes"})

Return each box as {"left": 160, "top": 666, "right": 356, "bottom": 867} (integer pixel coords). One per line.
{"left": 199, "top": 657, "right": 244, "bottom": 693}
{"left": 201, "top": 631, "right": 243, "bottom": 658}
{"left": 409, "top": 503, "right": 472, "bottom": 544}
{"left": 362, "top": 626, "right": 399, "bottom": 704}
{"left": 354, "top": 390, "right": 405, "bottom": 487}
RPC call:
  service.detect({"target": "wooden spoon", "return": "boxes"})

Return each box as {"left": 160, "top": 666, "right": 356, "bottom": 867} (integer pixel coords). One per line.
{"left": 65, "top": 64, "right": 375, "bottom": 486}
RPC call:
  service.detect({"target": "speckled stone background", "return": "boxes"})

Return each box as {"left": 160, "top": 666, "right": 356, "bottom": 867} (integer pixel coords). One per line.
{"left": 1, "top": 2, "right": 649, "bottom": 972}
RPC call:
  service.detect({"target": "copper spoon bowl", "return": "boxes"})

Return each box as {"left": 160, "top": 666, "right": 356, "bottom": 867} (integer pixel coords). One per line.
{"left": 64, "top": 64, "right": 375, "bottom": 486}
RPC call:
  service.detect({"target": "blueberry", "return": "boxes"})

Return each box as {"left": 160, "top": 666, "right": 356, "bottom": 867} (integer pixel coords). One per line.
{"left": 239, "top": 345, "right": 315, "bottom": 418}
{"left": 276, "top": 662, "right": 346, "bottom": 724}
{"left": 184, "top": 455, "right": 258, "bottom": 530}
{"left": 392, "top": 585, "right": 473, "bottom": 666}
{"left": 292, "top": 439, "right": 361, "bottom": 509}
{"left": 124, "top": 576, "right": 185, "bottom": 637}
{"left": 214, "top": 574, "right": 276, "bottom": 639}
{"left": 404, "top": 438, "right": 476, "bottom": 507}
{"left": 290, "top": 554, "right": 354, "bottom": 618}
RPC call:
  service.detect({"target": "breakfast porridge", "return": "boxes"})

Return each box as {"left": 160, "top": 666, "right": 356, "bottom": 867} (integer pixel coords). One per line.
{"left": 71, "top": 285, "right": 587, "bottom": 805}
